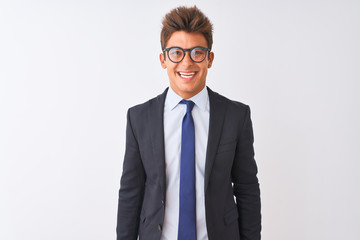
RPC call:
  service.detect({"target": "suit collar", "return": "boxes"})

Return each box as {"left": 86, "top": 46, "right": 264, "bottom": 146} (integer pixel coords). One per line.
{"left": 165, "top": 86, "right": 209, "bottom": 112}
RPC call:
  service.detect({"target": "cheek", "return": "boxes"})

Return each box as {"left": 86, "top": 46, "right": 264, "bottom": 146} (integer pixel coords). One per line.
{"left": 166, "top": 68, "right": 172, "bottom": 75}
{"left": 166, "top": 68, "right": 177, "bottom": 79}
{"left": 199, "top": 67, "right": 208, "bottom": 76}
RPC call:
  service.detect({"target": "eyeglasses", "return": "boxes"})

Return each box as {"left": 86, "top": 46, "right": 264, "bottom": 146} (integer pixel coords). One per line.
{"left": 163, "top": 46, "right": 210, "bottom": 63}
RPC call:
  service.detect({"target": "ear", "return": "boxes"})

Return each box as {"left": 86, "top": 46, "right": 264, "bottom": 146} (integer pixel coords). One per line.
{"left": 160, "top": 53, "right": 167, "bottom": 69}
{"left": 207, "top": 52, "right": 214, "bottom": 68}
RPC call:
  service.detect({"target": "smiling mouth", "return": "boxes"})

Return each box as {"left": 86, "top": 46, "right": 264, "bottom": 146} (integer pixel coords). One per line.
{"left": 178, "top": 71, "right": 196, "bottom": 79}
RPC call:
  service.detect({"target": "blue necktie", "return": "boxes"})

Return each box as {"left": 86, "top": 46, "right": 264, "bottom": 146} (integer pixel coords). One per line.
{"left": 178, "top": 100, "right": 197, "bottom": 240}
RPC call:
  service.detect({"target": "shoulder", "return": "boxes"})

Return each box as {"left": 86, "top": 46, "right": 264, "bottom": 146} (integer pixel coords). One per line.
{"left": 207, "top": 87, "right": 250, "bottom": 113}
{"left": 127, "top": 88, "right": 168, "bottom": 118}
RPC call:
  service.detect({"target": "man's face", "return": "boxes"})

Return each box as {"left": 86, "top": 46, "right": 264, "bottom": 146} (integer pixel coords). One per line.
{"left": 160, "top": 31, "right": 214, "bottom": 99}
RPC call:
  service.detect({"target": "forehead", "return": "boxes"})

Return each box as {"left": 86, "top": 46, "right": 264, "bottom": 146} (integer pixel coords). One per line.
{"left": 166, "top": 31, "right": 208, "bottom": 48}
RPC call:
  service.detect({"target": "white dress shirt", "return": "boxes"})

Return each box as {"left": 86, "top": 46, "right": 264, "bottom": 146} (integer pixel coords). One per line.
{"left": 161, "top": 86, "right": 210, "bottom": 240}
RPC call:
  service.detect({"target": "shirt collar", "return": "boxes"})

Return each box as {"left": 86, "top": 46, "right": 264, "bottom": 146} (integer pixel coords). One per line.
{"left": 165, "top": 86, "right": 209, "bottom": 112}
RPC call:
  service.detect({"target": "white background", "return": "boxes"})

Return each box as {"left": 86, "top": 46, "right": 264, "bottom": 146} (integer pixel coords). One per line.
{"left": 1, "top": 0, "right": 359, "bottom": 239}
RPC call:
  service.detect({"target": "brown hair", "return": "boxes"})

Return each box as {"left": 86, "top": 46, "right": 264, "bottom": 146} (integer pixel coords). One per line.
{"left": 160, "top": 6, "right": 213, "bottom": 50}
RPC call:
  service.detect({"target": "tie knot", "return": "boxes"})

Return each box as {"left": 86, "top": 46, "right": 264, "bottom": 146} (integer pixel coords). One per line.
{"left": 180, "top": 100, "right": 195, "bottom": 113}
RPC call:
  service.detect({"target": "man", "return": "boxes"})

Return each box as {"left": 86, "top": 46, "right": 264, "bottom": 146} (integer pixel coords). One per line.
{"left": 117, "top": 6, "right": 261, "bottom": 240}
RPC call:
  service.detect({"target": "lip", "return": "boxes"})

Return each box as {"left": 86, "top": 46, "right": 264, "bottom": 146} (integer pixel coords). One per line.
{"left": 177, "top": 71, "right": 197, "bottom": 80}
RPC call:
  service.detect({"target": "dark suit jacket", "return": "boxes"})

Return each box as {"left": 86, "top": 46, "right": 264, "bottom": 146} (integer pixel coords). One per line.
{"left": 117, "top": 87, "right": 261, "bottom": 240}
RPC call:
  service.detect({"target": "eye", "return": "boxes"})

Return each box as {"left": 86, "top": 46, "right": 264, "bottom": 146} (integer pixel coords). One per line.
{"left": 192, "top": 48, "right": 205, "bottom": 56}
{"left": 194, "top": 50, "right": 205, "bottom": 56}
{"left": 191, "top": 48, "right": 206, "bottom": 61}
{"left": 169, "top": 49, "right": 183, "bottom": 57}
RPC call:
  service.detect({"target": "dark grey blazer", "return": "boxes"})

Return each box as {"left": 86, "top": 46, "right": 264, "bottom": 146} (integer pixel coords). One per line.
{"left": 116, "top": 87, "right": 261, "bottom": 240}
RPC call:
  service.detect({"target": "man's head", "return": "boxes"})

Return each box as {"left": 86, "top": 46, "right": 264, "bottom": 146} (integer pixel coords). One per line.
{"left": 160, "top": 6, "right": 214, "bottom": 99}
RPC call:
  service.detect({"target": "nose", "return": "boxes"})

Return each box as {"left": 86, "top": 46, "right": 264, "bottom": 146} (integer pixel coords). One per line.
{"left": 181, "top": 51, "right": 193, "bottom": 66}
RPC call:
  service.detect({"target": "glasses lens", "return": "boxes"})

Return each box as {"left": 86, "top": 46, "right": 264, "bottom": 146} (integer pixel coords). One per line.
{"left": 168, "top": 48, "right": 184, "bottom": 62}
{"left": 190, "top": 48, "right": 207, "bottom": 62}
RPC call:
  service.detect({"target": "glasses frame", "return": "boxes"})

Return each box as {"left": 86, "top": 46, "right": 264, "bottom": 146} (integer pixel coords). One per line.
{"left": 163, "top": 46, "right": 211, "bottom": 63}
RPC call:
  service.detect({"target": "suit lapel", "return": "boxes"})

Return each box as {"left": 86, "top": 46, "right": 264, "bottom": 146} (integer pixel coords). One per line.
{"left": 204, "top": 87, "right": 227, "bottom": 193}
{"left": 148, "top": 88, "right": 168, "bottom": 198}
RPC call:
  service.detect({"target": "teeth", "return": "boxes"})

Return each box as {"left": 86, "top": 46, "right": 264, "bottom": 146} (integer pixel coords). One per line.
{"left": 179, "top": 72, "right": 195, "bottom": 78}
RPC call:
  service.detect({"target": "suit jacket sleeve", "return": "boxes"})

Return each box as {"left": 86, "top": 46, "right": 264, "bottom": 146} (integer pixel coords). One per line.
{"left": 232, "top": 105, "right": 261, "bottom": 240}
{"left": 116, "top": 109, "right": 145, "bottom": 240}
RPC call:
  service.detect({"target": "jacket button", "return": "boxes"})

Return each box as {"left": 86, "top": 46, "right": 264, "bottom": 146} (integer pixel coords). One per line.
{"left": 161, "top": 200, "right": 164, "bottom": 205}
{"left": 158, "top": 224, "right": 162, "bottom": 231}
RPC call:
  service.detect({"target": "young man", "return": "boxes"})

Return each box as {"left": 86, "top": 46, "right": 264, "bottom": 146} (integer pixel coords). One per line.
{"left": 117, "top": 6, "right": 261, "bottom": 240}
